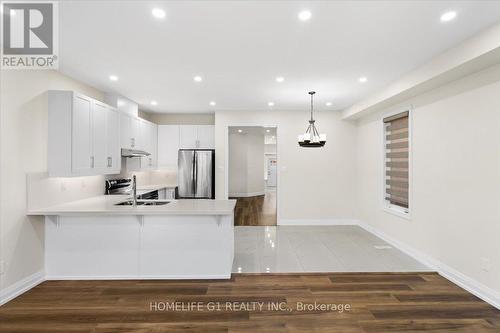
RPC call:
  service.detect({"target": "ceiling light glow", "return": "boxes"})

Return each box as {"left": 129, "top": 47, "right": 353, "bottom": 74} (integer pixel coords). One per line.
{"left": 275, "top": 76, "right": 285, "bottom": 83}
{"left": 268, "top": 102, "right": 275, "bottom": 107}
{"left": 298, "top": 10, "right": 312, "bottom": 21}
{"left": 359, "top": 77, "right": 367, "bottom": 83}
{"left": 151, "top": 100, "right": 157, "bottom": 106}
{"left": 326, "top": 102, "right": 332, "bottom": 106}
{"left": 152, "top": 8, "right": 166, "bottom": 19}
{"left": 440, "top": 11, "right": 457, "bottom": 22}
{"left": 238, "top": 129, "right": 243, "bottom": 133}
{"left": 209, "top": 101, "right": 216, "bottom": 106}
{"left": 109, "top": 75, "right": 118, "bottom": 81}
{"left": 193, "top": 76, "right": 203, "bottom": 82}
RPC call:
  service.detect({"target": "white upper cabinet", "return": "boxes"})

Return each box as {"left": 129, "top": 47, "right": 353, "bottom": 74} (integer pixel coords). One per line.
{"left": 179, "top": 125, "right": 215, "bottom": 149}
{"left": 92, "top": 102, "right": 108, "bottom": 171}
{"left": 197, "top": 125, "right": 215, "bottom": 149}
{"left": 179, "top": 125, "right": 198, "bottom": 149}
{"left": 48, "top": 91, "right": 120, "bottom": 177}
{"left": 158, "top": 125, "right": 180, "bottom": 168}
{"left": 70, "top": 94, "right": 93, "bottom": 174}
{"left": 106, "top": 108, "right": 121, "bottom": 172}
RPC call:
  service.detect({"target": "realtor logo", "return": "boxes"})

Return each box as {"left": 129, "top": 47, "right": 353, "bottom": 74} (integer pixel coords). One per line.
{"left": 1, "top": 1, "right": 58, "bottom": 69}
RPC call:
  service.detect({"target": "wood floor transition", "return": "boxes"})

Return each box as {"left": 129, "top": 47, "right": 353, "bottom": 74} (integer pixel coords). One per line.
{"left": 231, "top": 190, "right": 277, "bottom": 226}
{"left": 1, "top": 272, "right": 499, "bottom": 332}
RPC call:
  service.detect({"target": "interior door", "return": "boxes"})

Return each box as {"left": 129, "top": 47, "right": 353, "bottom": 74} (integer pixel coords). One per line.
{"left": 178, "top": 150, "right": 195, "bottom": 198}
{"left": 195, "top": 150, "right": 213, "bottom": 198}
{"left": 72, "top": 95, "right": 93, "bottom": 174}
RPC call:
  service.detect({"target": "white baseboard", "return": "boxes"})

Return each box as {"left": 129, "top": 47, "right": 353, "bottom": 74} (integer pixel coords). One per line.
{"left": 0, "top": 271, "right": 44, "bottom": 306}
{"left": 229, "top": 191, "right": 265, "bottom": 198}
{"left": 358, "top": 221, "right": 500, "bottom": 310}
{"left": 278, "top": 219, "right": 360, "bottom": 226}
{"left": 46, "top": 274, "right": 231, "bottom": 280}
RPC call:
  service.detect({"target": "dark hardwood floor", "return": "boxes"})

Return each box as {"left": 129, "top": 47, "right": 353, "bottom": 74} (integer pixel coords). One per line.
{"left": 1, "top": 272, "right": 499, "bottom": 332}
{"left": 231, "top": 190, "right": 276, "bottom": 226}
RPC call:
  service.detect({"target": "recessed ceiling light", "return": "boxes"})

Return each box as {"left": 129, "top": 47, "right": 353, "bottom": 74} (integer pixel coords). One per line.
{"left": 209, "top": 101, "right": 216, "bottom": 106}
{"left": 152, "top": 8, "right": 166, "bottom": 19}
{"left": 109, "top": 75, "right": 118, "bottom": 81}
{"left": 266, "top": 129, "right": 270, "bottom": 133}
{"left": 298, "top": 10, "right": 312, "bottom": 21}
{"left": 326, "top": 102, "right": 332, "bottom": 106}
{"left": 238, "top": 129, "right": 243, "bottom": 133}
{"left": 275, "top": 76, "right": 285, "bottom": 83}
{"left": 151, "top": 100, "right": 157, "bottom": 106}
{"left": 268, "top": 102, "right": 275, "bottom": 107}
{"left": 359, "top": 77, "right": 368, "bottom": 83}
{"left": 440, "top": 11, "right": 457, "bottom": 22}
{"left": 193, "top": 75, "right": 203, "bottom": 82}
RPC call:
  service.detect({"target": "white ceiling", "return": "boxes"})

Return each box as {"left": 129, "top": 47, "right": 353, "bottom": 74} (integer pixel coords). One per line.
{"left": 58, "top": 1, "right": 500, "bottom": 113}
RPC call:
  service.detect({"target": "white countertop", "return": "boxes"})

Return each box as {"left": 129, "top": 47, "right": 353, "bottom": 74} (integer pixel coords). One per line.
{"left": 27, "top": 195, "right": 236, "bottom": 216}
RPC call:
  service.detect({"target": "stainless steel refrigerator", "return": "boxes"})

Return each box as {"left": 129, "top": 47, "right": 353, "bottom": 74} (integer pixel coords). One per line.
{"left": 177, "top": 149, "right": 215, "bottom": 199}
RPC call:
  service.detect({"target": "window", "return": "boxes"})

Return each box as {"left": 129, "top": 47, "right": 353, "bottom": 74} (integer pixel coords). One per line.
{"left": 383, "top": 111, "right": 410, "bottom": 214}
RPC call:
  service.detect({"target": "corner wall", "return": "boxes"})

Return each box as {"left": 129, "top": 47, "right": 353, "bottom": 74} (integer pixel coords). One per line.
{"left": 0, "top": 70, "right": 105, "bottom": 297}
{"left": 355, "top": 64, "right": 500, "bottom": 298}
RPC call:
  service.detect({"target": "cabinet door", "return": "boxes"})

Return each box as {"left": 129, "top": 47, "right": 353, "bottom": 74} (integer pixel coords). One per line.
{"left": 119, "top": 113, "right": 132, "bottom": 149}
{"left": 179, "top": 125, "right": 198, "bottom": 149}
{"left": 72, "top": 94, "right": 93, "bottom": 174}
{"left": 197, "top": 125, "right": 215, "bottom": 149}
{"left": 92, "top": 102, "right": 108, "bottom": 171}
{"left": 131, "top": 117, "right": 141, "bottom": 149}
{"left": 158, "top": 125, "right": 179, "bottom": 168}
{"left": 106, "top": 108, "right": 121, "bottom": 172}
{"left": 150, "top": 123, "right": 158, "bottom": 169}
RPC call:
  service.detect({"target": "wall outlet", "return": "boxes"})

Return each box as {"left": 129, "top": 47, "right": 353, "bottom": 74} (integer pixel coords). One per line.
{"left": 0, "top": 260, "right": 5, "bottom": 275}
{"left": 480, "top": 257, "right": 491, "bottom": 272}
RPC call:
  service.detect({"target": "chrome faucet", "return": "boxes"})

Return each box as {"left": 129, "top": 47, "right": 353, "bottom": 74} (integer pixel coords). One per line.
{"left": 132, "top": 175, "right": 137, "bottom": 207}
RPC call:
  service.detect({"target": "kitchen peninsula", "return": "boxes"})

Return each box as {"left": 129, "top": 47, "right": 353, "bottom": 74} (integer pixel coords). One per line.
{"left": 28, "top": 197, "right": 236, "bottom": 280}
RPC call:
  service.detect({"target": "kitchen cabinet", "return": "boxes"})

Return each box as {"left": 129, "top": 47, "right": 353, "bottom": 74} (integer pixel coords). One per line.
{"left": 179, "top": 125, "right": 198, "bottom": 149}
{"left": 197, "top": 125, "right": 215, "bottom": 148}
{"left": 179, "top": 125, "right": 215, "bottom": 149}
{"left": 120, "top": 113, "right": 141, "bottom": 150}
{"left": 140, "top": 120, "right": 158, "bottom": 170}
{"left": 48, "top": 90, "right": 120, "bottom": 177}
{"left": 158, "top": 125, "right": 180, "bottom": 168}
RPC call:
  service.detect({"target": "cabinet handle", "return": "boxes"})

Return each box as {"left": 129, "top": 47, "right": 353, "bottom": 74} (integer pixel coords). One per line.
{"left": 131, "top": 138, "right": 135, "bottom": 148}
{"left": 90, "top": 156, "right": 95, "bottom": 168}
{"left": 107, "top": 157, "right": 112, "bottom": 167}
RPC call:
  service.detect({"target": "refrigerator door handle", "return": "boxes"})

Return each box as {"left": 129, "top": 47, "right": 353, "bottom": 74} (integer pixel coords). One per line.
{"left": 193, "top": 152, "right": 197, "bottom": 196}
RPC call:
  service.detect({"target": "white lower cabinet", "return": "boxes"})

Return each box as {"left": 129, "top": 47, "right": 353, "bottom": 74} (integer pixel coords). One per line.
{"left": 48, "top": 90, "right": 120, "bottom": 177}
{"left": 45, "top": 214, "right": 234, "bottom": 279}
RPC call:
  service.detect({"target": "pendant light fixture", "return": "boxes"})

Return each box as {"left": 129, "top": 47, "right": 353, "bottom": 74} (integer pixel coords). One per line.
{"left": 298, "top": 91, "right": 326, "bottom": 147}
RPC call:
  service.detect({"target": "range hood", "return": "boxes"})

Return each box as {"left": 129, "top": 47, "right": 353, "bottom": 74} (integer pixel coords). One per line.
{"left": 121, "top": 148, "right": 151, "bottom": 158}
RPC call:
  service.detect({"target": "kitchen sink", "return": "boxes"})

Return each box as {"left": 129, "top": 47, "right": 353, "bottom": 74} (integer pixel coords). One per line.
{"left": 115, "top": 200, "right": 170, "bottom": 206}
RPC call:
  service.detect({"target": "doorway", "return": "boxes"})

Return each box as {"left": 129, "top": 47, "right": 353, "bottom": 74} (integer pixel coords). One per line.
{"left": 228, "top": 126, "right": 277, "bottom": 226}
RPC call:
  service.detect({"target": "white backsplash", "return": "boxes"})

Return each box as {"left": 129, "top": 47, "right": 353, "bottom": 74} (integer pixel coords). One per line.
{"left": 27, "top": 172, "right": 105, "bottom": 211}
{"left": 27, "top": 169, "right": 178, "bottom": 211}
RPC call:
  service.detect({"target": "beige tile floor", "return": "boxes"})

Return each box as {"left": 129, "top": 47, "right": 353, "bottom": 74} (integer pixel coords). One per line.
{"left": 233, "top": 225, "right": 431, "bottom": 273}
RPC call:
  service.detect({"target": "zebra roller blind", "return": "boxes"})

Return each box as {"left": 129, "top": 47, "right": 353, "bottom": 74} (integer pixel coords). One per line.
{"left": 384, "top": 111, "right": 409, "bottom": 210}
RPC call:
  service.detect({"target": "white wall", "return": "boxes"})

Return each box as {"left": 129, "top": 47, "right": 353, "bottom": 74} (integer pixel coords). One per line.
{"left": 0, "top": 70, "right": 105, "bottom": 294}
{"left": 228, "top": 131, "right": 265, "bottom": 197}
{"left": 356, "top": 64, "right": 500, "bottom": 295}
{"left": 215, "top": 110, "right": 358, "bottom": 222}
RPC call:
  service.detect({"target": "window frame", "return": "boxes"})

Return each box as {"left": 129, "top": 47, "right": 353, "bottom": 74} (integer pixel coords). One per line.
{"left": 381, "top": 107, "right": 412, "bottom": 220}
